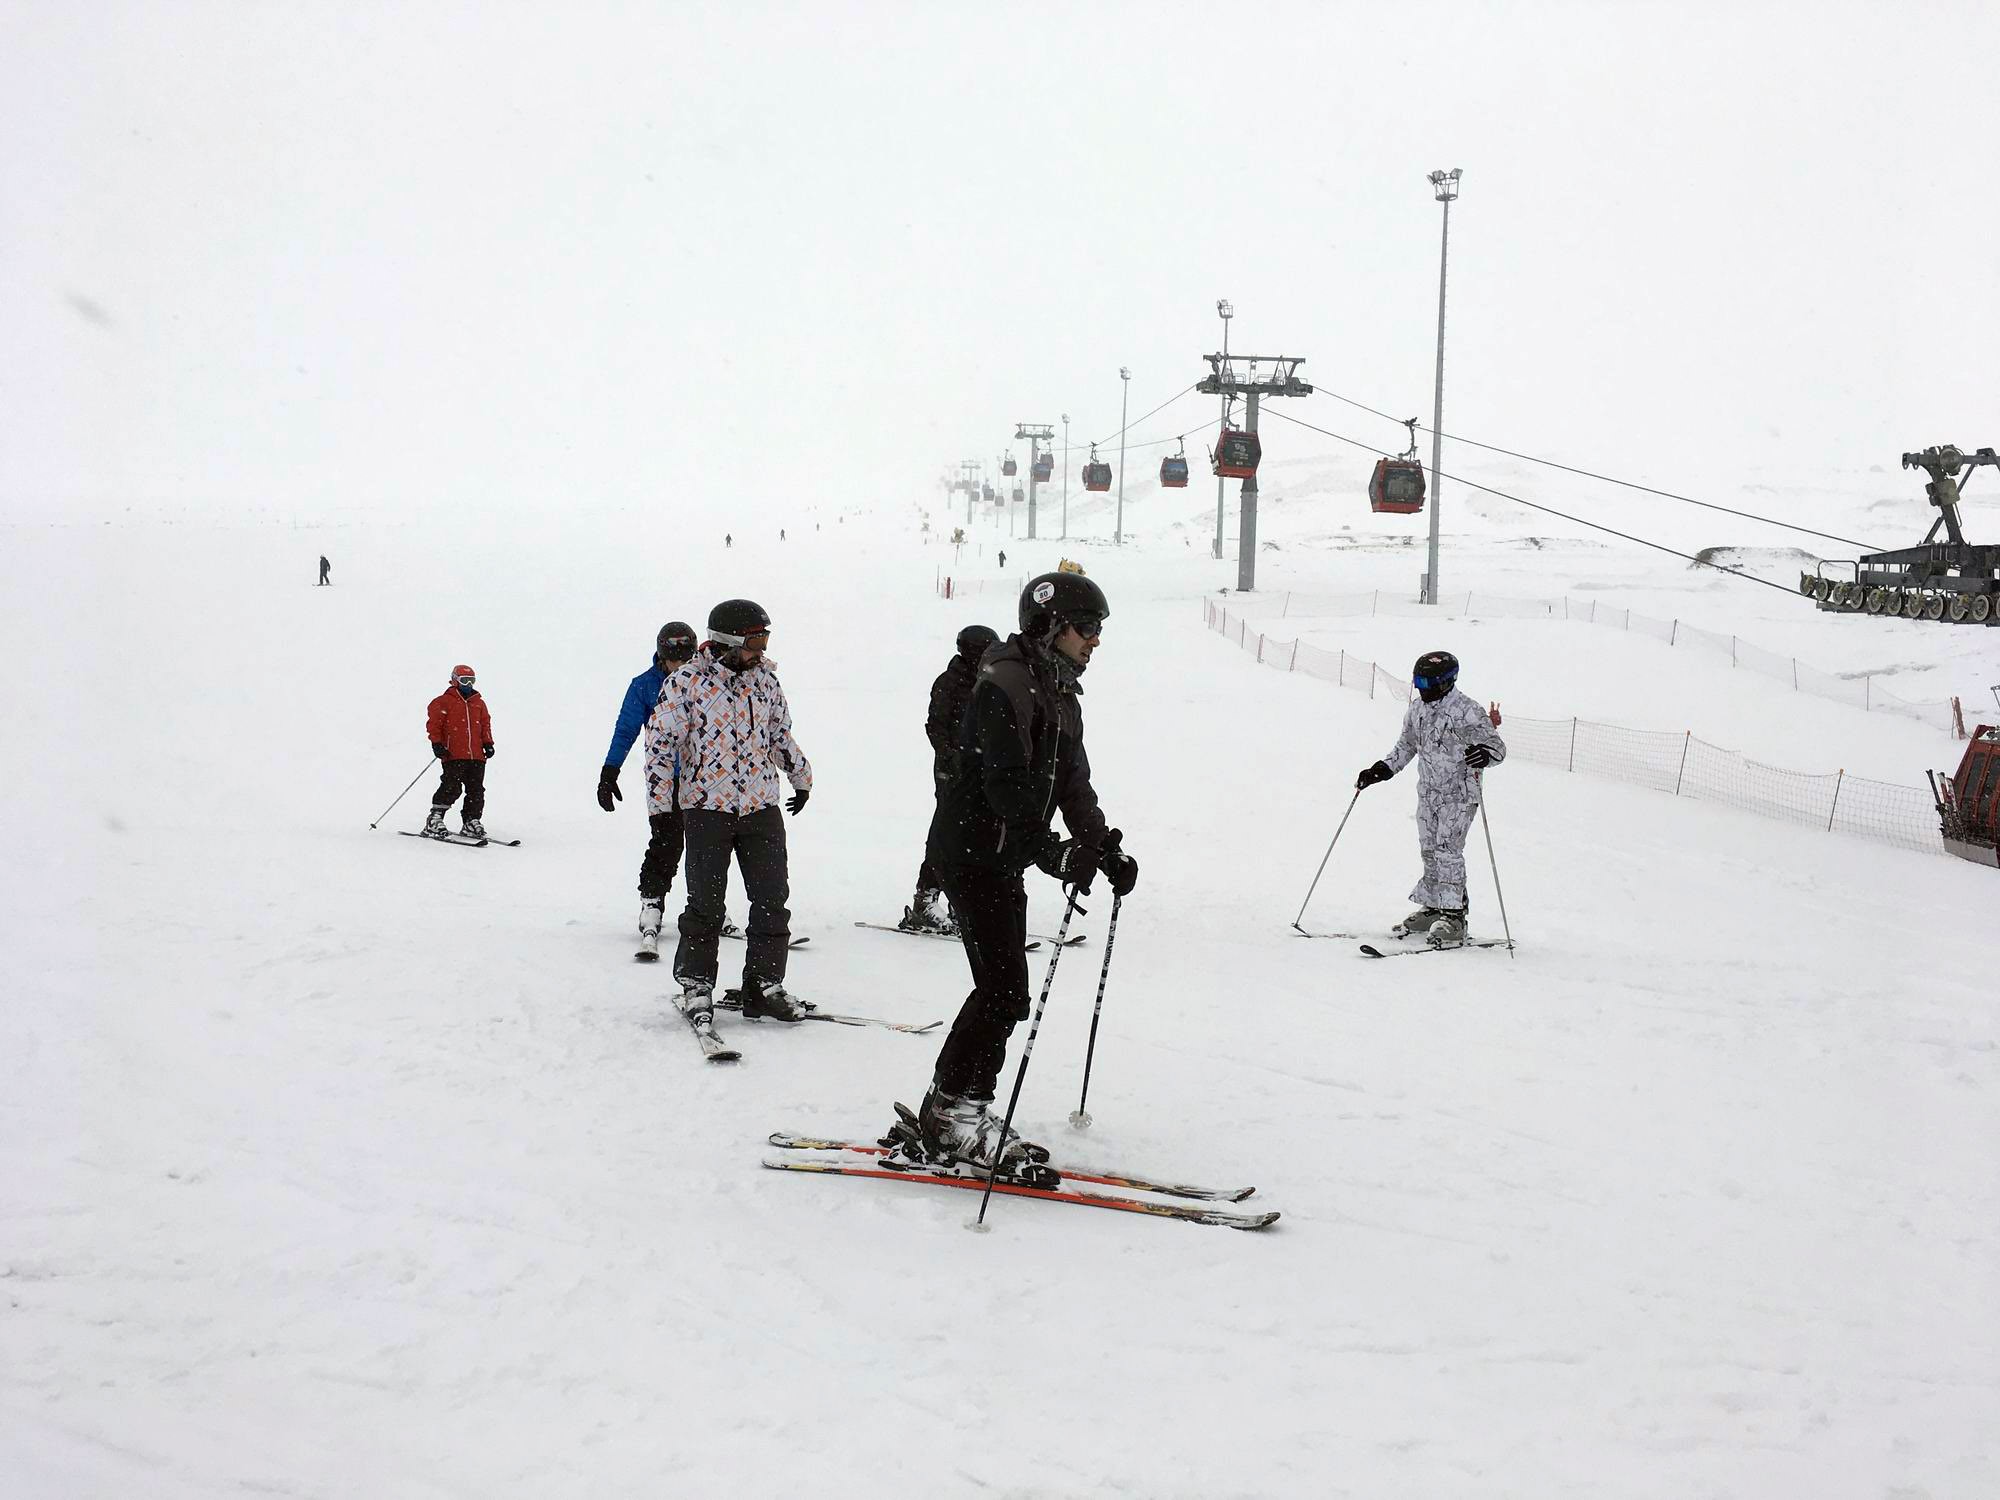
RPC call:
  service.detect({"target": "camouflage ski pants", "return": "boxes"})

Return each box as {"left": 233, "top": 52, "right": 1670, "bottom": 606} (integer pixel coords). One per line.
{"left": 1409, "top": 785, "right": 1479, "bottom": 911}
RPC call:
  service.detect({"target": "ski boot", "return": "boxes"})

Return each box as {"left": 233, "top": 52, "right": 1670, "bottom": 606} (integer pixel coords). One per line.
{"left": 635, "top": 897, "right": 665, "bottom": 963}
{"left": 897, "top": 889, "right": 956, "bottom": 936}
{"left": 1393, "top": 906, "right": 1442, "bottom": 938}
{"left": 422, "top": 806, "right": 450, "bottom": 838}
{"left": 1426, "top": 909, "right": 1469, "bottom": 946}
{"left": 675, "top": 978, "right": 715, "bottom": 1024}
{"left": 460, "top": 818, "right": 487, "bottom": 840}
{"left": 738, "top": 977, "right": 811, "bottom": 1023}
{"left": 881, "top": 1089, "right": 1057, "bottom": 1188}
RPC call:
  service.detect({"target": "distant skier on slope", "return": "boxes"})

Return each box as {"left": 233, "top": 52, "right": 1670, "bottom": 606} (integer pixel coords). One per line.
{"left": 424, "top": 665, "right": 495, "bottom": 839}
{"left": 646, "top": 599, "right": 813, "bottom": 1027}
{"left": 1354, "top": 650, "right": 1505, "bottom": 945}
{"left": 897, "top": 623, "right": 1000, "bottom": 935}
{"left": 882, "top": 573, "right": 1137, "bottom": 1181}
{"left": 601, "top": 622, "right": 701, "bottom": 957}
{"left": 318, "top": 555, "right": 331, "bottom": 586}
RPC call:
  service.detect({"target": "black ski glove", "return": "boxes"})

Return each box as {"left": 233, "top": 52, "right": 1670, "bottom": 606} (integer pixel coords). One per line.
{"left": 1464, "top": 744, "right": 1494, "bottom": 769}
{"left": 482, "top": 743, "right": 496, "bottom": 759}
{"left": 787, "top": 787, "right": 810, "bottom": 815}
{"left": 597, "top": 765, "right": 622, "bottom": 812}
{"left": 1355, "top": 760, "right": 1393, "bottom": 790}
{"left": 432, "top": 741, "right": 448, "bottom": 759}
{"left": 1102, "top": 846, "right": 1138, "bottom": 898}
{"left": 1039, "top": 837, "right": 1102, "bottom": 893}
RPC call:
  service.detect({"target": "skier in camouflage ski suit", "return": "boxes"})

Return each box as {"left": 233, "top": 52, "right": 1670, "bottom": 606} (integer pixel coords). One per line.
{"left": 1355, "top": 651, "right": 1505, "bottom": 938}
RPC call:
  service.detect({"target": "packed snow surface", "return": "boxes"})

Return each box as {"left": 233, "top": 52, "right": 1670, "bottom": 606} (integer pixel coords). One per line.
{"left": 5, "top": 483, "right": 1995, "bottom": 1498}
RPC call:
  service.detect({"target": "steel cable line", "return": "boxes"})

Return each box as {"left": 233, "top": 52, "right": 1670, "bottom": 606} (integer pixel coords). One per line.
{"left": 1090, "top": 382, "right": 1200, "bottom": 448}
{"left": 1259, "top": 406, "right": 1802, "bottom": 598}
{"left": 1311, "top": 387, "right": 1881, "bottom": 552}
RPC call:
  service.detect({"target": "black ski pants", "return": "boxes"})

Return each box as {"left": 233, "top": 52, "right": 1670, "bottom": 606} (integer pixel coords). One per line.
{"left": 930, "top": 862, "right": 1031, "bottom": 1100}
{"left": 431, "top": 759, "right": 486, "bottom": 819}
{"left": 638, "top": 808, "right": 686, "bottom": 901}
{"left": 675, "top": 807, "right": 791, "bottom": 989}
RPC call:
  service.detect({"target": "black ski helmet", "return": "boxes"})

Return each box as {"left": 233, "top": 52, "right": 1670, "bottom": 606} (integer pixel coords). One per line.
{"left": 956, "top": 624, "right": 1000, "bottom": 662}
{"left": 656, "top": 620, "right": 698, "bottom": 663}
{"left": 707, "top": 598, "right": 771, "bottom": 647}
{"left": 1412, "top": 650, "right": 1460, "bottom": 702}
{"left": 1019, "top": 572, "right": 1110, "bottom": 640}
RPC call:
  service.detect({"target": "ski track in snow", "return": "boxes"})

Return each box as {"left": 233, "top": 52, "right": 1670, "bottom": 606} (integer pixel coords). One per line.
{"left": 3, "top": 496, "right": 1995, "bottom": 1499}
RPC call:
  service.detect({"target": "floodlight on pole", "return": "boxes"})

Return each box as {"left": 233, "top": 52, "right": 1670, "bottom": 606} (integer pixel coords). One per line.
{"left": 1115, "top": 368, "right": 1131, "bottom": 545}
{"left": 1213, "top": 299, "right": 1233, "bottom": 560}
{"left": 1422, "top": 168, "right": 1461, "bottom": 606}
{"left": 1061, "top": 413, "right": 1070, "bottom": 540}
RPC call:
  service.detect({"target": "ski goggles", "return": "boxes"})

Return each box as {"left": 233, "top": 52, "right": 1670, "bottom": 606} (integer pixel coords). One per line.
{"left": 1412, "top": 668, "right": 1456, "bottom": 692}
{"left": 454, "top": 674, "right": 476, "bottom": 687}
{"left": 659, "top": 634, "right": 699, "bottom": 660}
{"left": 1062, "top": 613, "right": 1104, "bottom": 641}
{"left": 709, "top": 627, "right": 771, "bottom": 650}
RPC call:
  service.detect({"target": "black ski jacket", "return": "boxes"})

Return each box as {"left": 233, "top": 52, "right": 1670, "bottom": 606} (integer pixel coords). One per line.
{"left": 925, "top": 654, "right": 980, "bottom": 779}
{"left": 926, "top": 633, "right": 1108, "bottom": 873}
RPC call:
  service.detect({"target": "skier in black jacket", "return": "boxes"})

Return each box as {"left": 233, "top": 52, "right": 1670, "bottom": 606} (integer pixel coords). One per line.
{"left": 898, "top": 624, "right": 1001, "bottom": 935}
{"left": 883, "top": 572, "right": 1138, "bottom": 1180}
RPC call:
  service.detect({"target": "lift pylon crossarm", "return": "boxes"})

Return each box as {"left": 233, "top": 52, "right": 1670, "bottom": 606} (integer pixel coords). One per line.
{"left": 1196, "top": 353, "right": 1313, "bottom": 399}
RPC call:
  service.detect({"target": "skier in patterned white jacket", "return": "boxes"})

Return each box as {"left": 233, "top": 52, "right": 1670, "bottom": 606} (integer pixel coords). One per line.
{"left": 1354, "top": 650, "right": 1505, "bottom": 945}
{"left": 644, "top": 598, "right": 813, "bottom": 1028}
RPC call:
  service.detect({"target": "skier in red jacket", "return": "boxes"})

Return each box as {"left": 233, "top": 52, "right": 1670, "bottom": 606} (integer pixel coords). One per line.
{"left": 424, "top": 665, "right": 496, "bottom": 839}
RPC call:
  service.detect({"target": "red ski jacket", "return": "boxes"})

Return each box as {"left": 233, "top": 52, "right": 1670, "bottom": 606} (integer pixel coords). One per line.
{"left": 426, "top": 688, "right": 494, "bottom": 761}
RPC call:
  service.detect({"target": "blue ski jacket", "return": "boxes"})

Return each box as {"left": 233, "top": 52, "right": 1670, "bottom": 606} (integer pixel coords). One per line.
{"left": 604, "top": 660, "right": 669, "bottom": 769}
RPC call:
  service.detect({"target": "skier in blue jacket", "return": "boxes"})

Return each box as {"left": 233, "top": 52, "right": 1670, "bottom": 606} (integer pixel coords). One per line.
{"left": 601, "top": 622, "right": 700, "bottom": 958}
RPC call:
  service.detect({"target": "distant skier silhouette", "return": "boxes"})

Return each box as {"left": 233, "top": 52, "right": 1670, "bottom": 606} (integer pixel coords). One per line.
{"left": 318, "top": 555, "right": 331, "bottom": 586}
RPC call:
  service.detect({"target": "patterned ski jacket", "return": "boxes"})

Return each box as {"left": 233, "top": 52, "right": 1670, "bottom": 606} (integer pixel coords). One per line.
{"left": 426, "top": 687, "right": 493, "bottom": 762}
{"left": 644, "top": 649, "right": 811, "bottom": 817}
{"left": 1382, "top": 686, "right": 1506, "bottom": 800}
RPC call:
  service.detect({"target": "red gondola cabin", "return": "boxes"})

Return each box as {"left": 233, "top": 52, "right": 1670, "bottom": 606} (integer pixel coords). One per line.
{"left": 1936, "top": 724, "right": 2000, "bottom": 867}
{"left": 1002, "top": 455, "right": 1018, "bottom": 477}
{"left": 1212, "top": 430, "right": 1261, "bottom": 479}
{"left": 1369, "top": 457, "right": 1427, "bottom": 515}
{"left": 1160, "top": 454, "right": 1190, "bottom": 487}
{"left": 1082, "top": 460, "right": 1112, "bottom": 492}
{"left": 1032, "top": 453, "right": 1054, "bottom": 483}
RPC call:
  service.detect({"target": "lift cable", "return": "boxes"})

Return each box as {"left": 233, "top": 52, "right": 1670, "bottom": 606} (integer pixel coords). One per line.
{"left": 1091, "top": 383, "right": 1201, "bottom": 449}
{"left": 1310, "top": 387, "right": 1882, "bottom": 553}
{"left": 1259, "top": 406, "right": 1801, "bottom": 599}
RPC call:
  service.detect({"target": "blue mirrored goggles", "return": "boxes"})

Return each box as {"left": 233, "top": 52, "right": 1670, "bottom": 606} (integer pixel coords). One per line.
{"left": 1412, "top": 670, "right": 1456, "bottom": 692}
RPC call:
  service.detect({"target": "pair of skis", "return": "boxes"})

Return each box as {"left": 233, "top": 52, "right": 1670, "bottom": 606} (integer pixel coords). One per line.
{"left": 635, "top": 929, "right": 810, "bottom": 963}
{"left": 852, "top": 921, "right": 1087, "bottom": 953}
{"left": 398, "top": 830, "right": 522, "bottom": 848}
{"left": 1291, "top": 926, "right": 1511, "bottom": 959}
{"left": 764, "top": 1134, "right": 1277, "bottom": 1230}
{"left": 675, "top": 995, "right": 942, "bottom": 1062}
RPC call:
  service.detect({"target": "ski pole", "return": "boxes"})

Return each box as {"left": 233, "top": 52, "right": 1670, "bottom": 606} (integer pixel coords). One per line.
{"left": 1292, "top": 788, "right": 1362, "bottom": 933}
{"left": 1068, "top": 893, "right": 1122, "bottom": 1131}
{"left": 1477, "top": 796, "right": 1516, "bottom": 958}
{"left": 970, "top": 885, "right": 1085, "bottom": 1232}
{"left": 369, "top": 758, "right": 436, "bottom": 829}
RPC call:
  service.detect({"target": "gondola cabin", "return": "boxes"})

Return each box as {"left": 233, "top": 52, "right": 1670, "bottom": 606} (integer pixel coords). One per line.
{"left": 1002, "top": 455, "right": 1018, "bottom": 477}
{"left": 1082, "top": 460, "right": 1113, "bottom": 492}
{"left": 1369, "top": 457, "right": 1427, "bottom": 515}
{"left": 1011, "top": 485, "right": 1024, "bottom": 504}
{"left": 1212, "top": 430, "right": 1261, "bottom": 479}
{"left": 1160, "top": 454, "right": 1190, "bottom": 487}
{"left": 1032, "top": 454, "right": 1053, "bottom": 483}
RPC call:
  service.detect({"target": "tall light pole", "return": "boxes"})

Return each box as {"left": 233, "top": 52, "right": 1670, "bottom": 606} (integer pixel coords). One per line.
{"left": 1423, "top": 168, "right": 1460, "bottom": 606}
{"left": 1114, "top": 368, "right": 1131, "bottom": 545}
{"left": 1060, "top": 413, "right": 1070, "bottom": 539}
{"left": 1213, "top": 299, "right": 1233, "bottom": 559}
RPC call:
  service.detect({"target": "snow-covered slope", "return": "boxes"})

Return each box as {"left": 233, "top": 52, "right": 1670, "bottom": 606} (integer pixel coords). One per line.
{"left": 4, "top": 493, "right": 1994, "bottom": 1499}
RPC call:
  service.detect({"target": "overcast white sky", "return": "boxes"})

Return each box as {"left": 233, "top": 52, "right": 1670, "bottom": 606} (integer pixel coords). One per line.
{"left": 4, "top": 1, "right": 1995, "bottom": 522}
